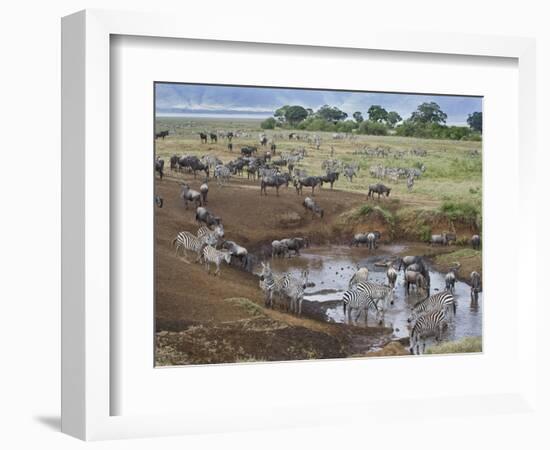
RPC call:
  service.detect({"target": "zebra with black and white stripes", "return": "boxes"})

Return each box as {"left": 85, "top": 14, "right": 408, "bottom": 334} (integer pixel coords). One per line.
{"left": 282, "top": 269, "right": 309, "bottom": 314}
{"left": 214, "top": 164, "right": 231, "bottom": 186}
{"left": 201, "top": 245, "right": 231, "bottom": 276}
{"left": 197, "top": 225, "right": 224, "bottom": 247}
{"left": 355, "top": 281, "right": 394, "bottom": 309}
{"left": 342, "top": 289, "right": 380, "bottom": 325}
{"left": 258, "top": 262, "right": 291, "bottom": 308}
{"left": 409, "top": 308, "right": 449, "bottom": 354}
{"left": 172, "top": 231, "right": 207, "bottom": 262}
{"left": 407, "top": 291, "right": 456, "bottom": 323}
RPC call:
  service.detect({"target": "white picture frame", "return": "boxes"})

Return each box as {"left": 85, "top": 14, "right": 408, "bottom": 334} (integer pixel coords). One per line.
{"left": 61, "top": 9, "right": 538, "bottom": 441}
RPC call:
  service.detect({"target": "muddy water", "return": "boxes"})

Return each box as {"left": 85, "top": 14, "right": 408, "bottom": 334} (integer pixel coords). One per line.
{"left": 269, "top": 245, "right": 482, "bottom": 351}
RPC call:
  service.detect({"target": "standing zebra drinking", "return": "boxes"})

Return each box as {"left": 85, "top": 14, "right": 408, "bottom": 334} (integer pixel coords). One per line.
{"left": 407, "top": 291, "right": 456, "bottom": 324}
{"left": 409, "top": 308, "right": 449, "bottom": 355}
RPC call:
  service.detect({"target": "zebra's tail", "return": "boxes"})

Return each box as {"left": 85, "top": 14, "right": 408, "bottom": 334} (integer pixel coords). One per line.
{"left": 171, "top": 236, "right": 177, "bottom": 247}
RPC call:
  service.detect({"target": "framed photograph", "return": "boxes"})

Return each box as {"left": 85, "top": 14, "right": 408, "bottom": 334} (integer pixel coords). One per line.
{"left": 62, "top": 9, "right": 537, "bottom": 441}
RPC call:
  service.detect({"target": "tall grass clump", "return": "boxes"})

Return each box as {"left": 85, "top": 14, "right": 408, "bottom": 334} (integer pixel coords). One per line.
{"left": 426, "top": 336, "right": 482, "bottom": 354}
{"left": 440, "top": 200, "right": 481, "bottom": 229}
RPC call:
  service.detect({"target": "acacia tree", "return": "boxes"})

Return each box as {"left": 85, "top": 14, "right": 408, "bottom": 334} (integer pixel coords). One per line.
{"left": 386, "top": 111, "right": 402, "bottom": 127}
{"left": 467, "top": 111, "right": 482, "bottom": 132}
{"left": 316, "top": 105, "right": 348, "bottom": 123}
{"left": 285, "top": 105, "right": 309, "bottom": 125}
{"left": 410, "top": 102, "right": 447, "bottom": 125}
{"left": 367, "top": 105, "right": 389, "bottom": 123}
{"left": 353, "top": 111, "right": 364, "bottom": 123}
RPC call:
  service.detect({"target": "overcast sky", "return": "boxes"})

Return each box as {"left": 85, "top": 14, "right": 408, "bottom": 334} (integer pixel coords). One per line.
{"left": 155, "top": 83, "right": 482, "bottom": 125}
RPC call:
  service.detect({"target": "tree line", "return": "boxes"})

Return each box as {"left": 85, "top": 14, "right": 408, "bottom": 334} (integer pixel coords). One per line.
{"left": 261, "top": 102, "right": 482, "bottom": 141}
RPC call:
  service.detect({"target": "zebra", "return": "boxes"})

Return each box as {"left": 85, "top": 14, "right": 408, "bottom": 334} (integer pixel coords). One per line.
{"left": 172, "top": 231, "right": 207, "bottom": 261}
{"left": 367, "top": 232, "right": 377, "bottom": 250}
{"left": 283, "top": 270, "right": 309, "bottom": 314}
{"left": 201, "top": 245, "right": 231, "bottom": 276}
{"left": 407, "top": 291, "right": 456, "bottom": 323}
{"left": 407, "top": 176, "right": 414, "bottom": 192}
{"left": 258, "top": 262, "right": 291, "bottom": 308}
{"left": 214, "top": 164, "right": 231, "bottom": 186}
{"left": 354, "top": 281, "right": 394, "bottom": 311}
{"left": 197, "top": 225, "right": 224, "bottom": 246}
{"left": 386, "top": 263, "right": 398, "bottom": 288}
{"left": 343, "top": 164, "right": 358, "bottom": 182}
{"left": 342, "top": 289, "right": 381, "bottom": 325}
{"left": 409, "top": 308, "right": 449, "bottom": 355}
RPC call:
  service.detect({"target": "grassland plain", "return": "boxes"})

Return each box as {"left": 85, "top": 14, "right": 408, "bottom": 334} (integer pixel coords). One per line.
{"left": 154, "top": 117, "right": 482, "bottom": 365}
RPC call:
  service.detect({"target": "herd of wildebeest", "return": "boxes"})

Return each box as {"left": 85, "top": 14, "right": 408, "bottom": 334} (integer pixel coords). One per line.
{"left": 155, "top": 128, "right": 482, "bottom": 355}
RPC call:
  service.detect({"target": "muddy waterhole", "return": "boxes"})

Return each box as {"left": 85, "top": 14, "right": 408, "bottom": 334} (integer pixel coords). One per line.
{"left": 269, "top": 245, "right": 482, "bottom": 350}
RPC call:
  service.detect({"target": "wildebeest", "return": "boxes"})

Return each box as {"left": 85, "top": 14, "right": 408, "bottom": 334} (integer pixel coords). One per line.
{"left": 271, "top": 240, "right": 290, "bottom": 258}
{"left": 349, "top": 266, "right": 369, "bottom": 288}
{"left": 386, "top": 263, "right": 398, "bottom": 289}
{"left": 178, "top": 156, "right": 210, "bottom": 179}
{"left": 471, "top": 234, "right": 481, "bottom": 250}
{"left": 270, "top": 143, "right": 277, "bottom": 154}
{"left": 241, "top": 146, "right": 257, "bottom": 157}
{"left": 199, "top": 132, "right": 208, "bottom": 144}
{"left": 210, "top": 133, "right": 217, "bottom": 143}
{"left": 222, "top": 240, "right": 249, "bottom": 268}
{"left": 154, "top": 196, "right": 163, "bottom": 208}
{"left": 155, "top": 130, "right": 169, "bottom": 140}
{"left": 303, "top": 196, "right": 324, "bottom": 218}
{"left": 405, "top": 270, "right": 428, "bottom": 296}
{"left": 444, "top": 263, "right": 461, "bottom": 293}
{"left": 260, "top": 136, "right": 268, "bottom": 146}
{"left": 430, "top": 233, "right": 449, "bottom": 246}
{"left": 180, "top": 183, "right": 202, "bottom": 209}
{"left": 155, "top": 157, "right": 164, "bottom": 179}
{"left": 280, "top": 237, "right": 309, "bottom": 256}
{"left": 169, "top": 154, "right": 179, "bottom": 171}
{"left": 227, "top": 142, "right": 233, "bottom": 152}
{"left": 200, "top": 181, "right": 209, "bottom": 205}
{"left": 470, "top": 271, "right": 481, "bottom": 302}
{"left": 195, "top": 206, "right": 222, "bottom": 228}
{"left": 367, "top": 183, "right": 391, "bottom": 200}
{"left": 294, "top": 176, "right": 321, "bottom": 196}
{"left": 319, "top": 171, "right": 339, "bottom": 189}
{"left": 260, "top": 174, "right": 289, "bottom": 196}
{"left": 350, "top": 231, "right": 380, "bottom": 247}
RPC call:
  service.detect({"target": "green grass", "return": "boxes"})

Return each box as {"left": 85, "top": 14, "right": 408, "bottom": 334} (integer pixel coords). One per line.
{"left": 426, "top": 336, "right": 482, "bottom": 354}
{"left": 223, "top": 297, "right": 264, "bottom": 316}
{"left": 155, "top": 117, "right": 482, "bottom": 232}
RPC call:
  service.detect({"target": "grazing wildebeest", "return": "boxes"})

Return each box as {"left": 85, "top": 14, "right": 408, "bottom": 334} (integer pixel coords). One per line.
{"left": 270, "top": 143, "right": 277, "bottom": 154}
{"left": 471, "top": 234, "right": 481, "bottom": 250}
{"left": 199, "top": 132, "right": 208, "bottom": 144}
{"left": 280, "top": 237, "right": 309, "bottom": 256}
{"left": 200, "top": 181, "right": 208, "bottom": 205}
{"left": 210, "top": 133, "right": 217, "bottom": 143}
{"left": 178, "top": 156, "right": 210, "bottom": 179}
{"left": 294, "top": 176, "right": 321, "bottom": 196}
{"left": 303, "top": 197, "right": 324, "bottom": 218}
{"left": 260, "top": 136, "right": 268, "bottom": 146}
{"left": 180, "top": 183, "right": 202, "bottom": 209}
{"left": 195, "top": 206, "right": 222, "bottom": 228}
{"left": 155, "top": 130, "right": 169, "bottom": 140}
{"left": 367, "top": 183, "right": 391, "bottom": 200}
{"left": 169, "top": 154, "right": 179, "bottom": 171}
{"left": 319, "top": 171, "right": 339, "bottom": 189}
{"left": 155, "top": 157, "right": 164, "bottom": 179}
{"left": 271, "top": 240, "right": 290, "bottom": 258}
{"left": 241, "top": 146, "right": 257, "bottom": 157}
{"left": 430, "top": 233, "right": 449, "bottom": 246}
{"left": 227, "top": 142, "right": 233, "bottom": 152}
{"left": 222, "top": 240, "right": 249, "bottom": 268}
{"left": 154, "top": 196, "right": 163, "bottom": 208}
{"left": 405, "top": 270, "right": 428, "bottom": 296}
{"left": 470, "top": 271, "right": 481, "bottom": 302}
{"left": 260, "top": 174, "right": 289, "bottom": 196}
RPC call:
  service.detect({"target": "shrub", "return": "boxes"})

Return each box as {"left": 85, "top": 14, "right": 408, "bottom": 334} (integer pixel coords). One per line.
{"left": 260, "top": 117, "right": 276, "bottom": 129}
{"left": 358, "top": 120, "right": 388, "bottom": 136}
{"left": 426, "top": 336, "right": 482, "bottom": 354}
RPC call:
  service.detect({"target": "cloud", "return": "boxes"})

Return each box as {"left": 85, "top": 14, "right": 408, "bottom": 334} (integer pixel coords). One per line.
{"left": 155, "top": 83, "right": 482, "bottom": 123}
